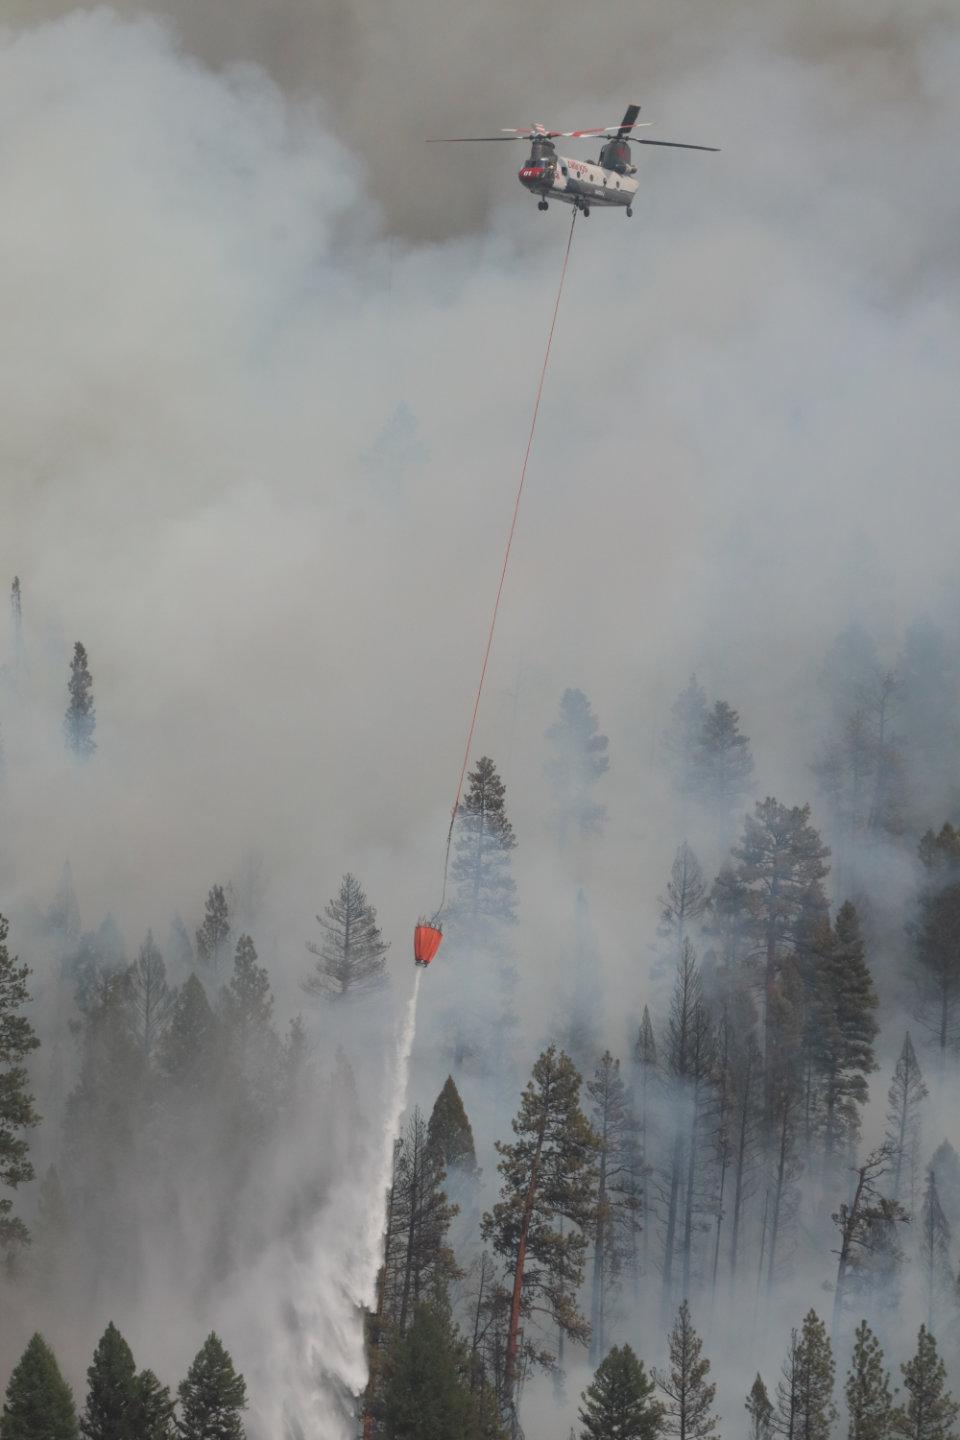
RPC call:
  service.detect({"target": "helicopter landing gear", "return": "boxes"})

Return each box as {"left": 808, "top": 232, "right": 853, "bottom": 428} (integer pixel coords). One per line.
{"left": 581, "top": 203, "right": 590, "bottom": 217}
{"left": 626, "top": 206, "right": 633, "bottom": 218}
{"left": 537, "top": 200, "right": 549, "bottom": 211}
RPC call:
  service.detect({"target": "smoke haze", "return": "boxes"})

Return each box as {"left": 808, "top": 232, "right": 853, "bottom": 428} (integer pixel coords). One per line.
{"left": 1, "top": 0, "right": 959, "bottom": 1434}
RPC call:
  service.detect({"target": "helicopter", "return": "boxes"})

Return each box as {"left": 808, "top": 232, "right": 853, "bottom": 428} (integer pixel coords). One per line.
{"left": 429, "top": 104, "right": 718, "bottom": 217}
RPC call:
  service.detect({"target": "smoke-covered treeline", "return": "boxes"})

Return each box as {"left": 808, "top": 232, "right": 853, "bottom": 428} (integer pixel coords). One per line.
{"left": 2, "top": 0, "right": 960, "bottom": 1436}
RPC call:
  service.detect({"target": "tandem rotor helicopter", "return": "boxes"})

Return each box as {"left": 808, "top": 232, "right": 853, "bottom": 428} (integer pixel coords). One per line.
{"left": 430, "top": 103, "right": 718, "bottom": 217}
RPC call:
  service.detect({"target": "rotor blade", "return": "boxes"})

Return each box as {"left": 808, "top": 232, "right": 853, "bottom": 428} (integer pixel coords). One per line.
{"left": 427, "top": 136, "right": 522, "bottom": 142}
{"left": 557, "top": 124, "right": 654, "bottom": 139}
{"left": 618, "top": 102, "right": 641, "bottom": 137}
{"left": 636, "top": 139, "right": 720, "bottom": 152}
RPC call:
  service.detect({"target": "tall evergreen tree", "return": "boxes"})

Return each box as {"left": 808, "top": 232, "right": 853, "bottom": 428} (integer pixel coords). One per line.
{"left": 791, "top": 1311, "right": 836, "bottom": 1440}
{"left": 65, "top": 641, "right": 96, "bottom": 758}
{"left": 579, "top": 1346, "right": 662, "bottom": 1440}
{"left": 658, "top": 844, "right": 710, "bottom": 963}
{"left": 845, "top": 1321, "right": 894, "bottom": 1440}
{"left": 80, "top": 1322, "right": 139, "bottom": 1440}
{"left": 898, "top": 620, "right": 960, "bottom": 824}
{"left": 732, "top": 798, "right": 830, "bottom": 1056}
{"left": 195, "top": 886, "right": 231, "bottom": 975}
{"left": 696, "top": 699, "right": 754, "bottom": 823}
{"left": 918, "top": 1168, "right": 952, "bottom": 1333}
{"left": 132, "top": 1374, "right": 175, "bottom": 1440}
{"left": 427, "top": 1076, "right": 479, "bottom": 1175}
{"left": 450, "top": 757, "right": 518, "bottom": 935}
{"left": 0, "top": 914, "right": 40, "bottom": 1250}
{"left": 386, "top": 1107, "right": 460, "bottom": 1337}
{"left": 832, "top": 1148, "right": 905, "bottom": 1341}
{"left": 219, "top": 935, "right": 279, "bottom": 1110}
{"left": 10, "top": 575, "right": 22, "bottom": 680}
{"left": 884, "top": 1033, "right": 927, "bottom": 1214}
{"left": 632, "top": 1004, "right": 657, "bottom": 1276}
{"left": 125, "top": 932, "right": 175, "bottom": 1060}
{"left": 664, "top": 676, "right": 709, "bottom": 801}
{"left": 383, "top": 1301, "right": 501, "bottom": 1440}
{"left": 813, "top": 903, "right": 879, "bottom": 1162}
{"left": 587, "top": 1053, "right": 642, "bottom": 1362}
{"left": 929, "top": 1141, "right": 960, "bottom": 1236}
{"left": 158, "top": 974, "right": 217, "bottom": 1095}
{"left": 911, "top": 826, "right": 960, "bottom": 1067}
{"left": 1, "top": 1334, "right": 79, "bottom": 1440}
{"left": 892, "top": 1327, "right": 958, "bottom": 1440}
{"left": 653, "top": 1301, "right": 718, "bottom": 1440}
{"left": 176, "top": 1334, "right": 246, "bottom": 1440}
{"left": 481, "top": 1046, "right": 598, "bottom": 1415}
{"left": 544, "top": 688, "right": 610, "bottom": 847}
{"left": 302, "top": 873, "right": 389, "bottom": 1000}
{"left": 747, "top": 1375, "right": 774, "bottom": 1440}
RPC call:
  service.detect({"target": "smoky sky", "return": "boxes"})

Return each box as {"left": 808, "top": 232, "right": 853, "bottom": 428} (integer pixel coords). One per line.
{"left": 1, "top": 0, "right": 959, "bottom": 1431}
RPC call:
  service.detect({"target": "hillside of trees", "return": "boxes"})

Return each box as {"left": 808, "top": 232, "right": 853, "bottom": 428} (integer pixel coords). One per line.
{"left": 3, "top": 580, "right": 960, "bottom": 1440}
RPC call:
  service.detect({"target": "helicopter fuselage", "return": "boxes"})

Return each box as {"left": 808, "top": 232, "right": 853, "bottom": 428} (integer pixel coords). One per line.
{"left": 518, "top": 139, "right": 639, "bottom": 213}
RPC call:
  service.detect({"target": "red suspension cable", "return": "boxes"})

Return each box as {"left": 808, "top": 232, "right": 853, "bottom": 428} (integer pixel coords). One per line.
{"left": 434, "top": 207, "right": 578, "bottom": 918}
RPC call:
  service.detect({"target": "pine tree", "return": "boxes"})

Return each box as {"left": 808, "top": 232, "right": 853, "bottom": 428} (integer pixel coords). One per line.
{"left": 1, "top": 1336, "right": 78, "bottom": 1439}
{"left": 898, "top": 620, "right": 960, "bottom": 825}
{"left": 658, "top": 843, "right": 710, "bottom": 962}
{"left": 814, "top": 903, "right": 879, "bottom": 1163}
{"left": 912, "top": 826, "right": 960, "bottom": 1067}
{"left": 195, "top": 885, "right": 231, "bottom": 975}
{"left": 653, "top": 1301, "right": 718, "bottom": 1440}
{"left": 732, "top": 798, "right": 830, "bottom": 1056}
{"left": 884, "top": 1033, "right": 927, "bottom": 1214}
{"left": 450, "top": 757, "right": 518, "bottom": 934}
{"left": 544, "top": 688, "right": 610, "bottom": 847}
{"left": 0, "top": 914, "right": 40, "bottom": 1250}
{"left": 929, "top": 1142, "right": 960, "bottom": 1236}
{"left": 125, "top": 932, "right": 175, "bottom": 1060}
{"left": 892, "top": 1327, "right": 959, "bottom": 1440}
{"left": 65, "top": 641, "right": 96, "bottom": 758}
{"left": 10, "top": 576, "right": 22, "bottom": 681}
{"left": 31, "top": 1165, "right": 70, "bottom": 1295}
{"left": 177, "top": 1334, "right": 246, "bottom": 1440}
{"left": 80, "top": 1322, "right": 139, "bottom": 1440}
{"left": 696, "top": 699, "right": 754, "bottom": 824}
{"left": 481, "top": 1046, "right": 598, "bottom": 1413}
{"left": 133, "top": 1373, "right": 175, "bottom": 1440}
{"left": 219, "top": 935, "right": 278, "bottom": 1106}
{"left": 587, "top": 1053, "right": 642, "bottom": 1362}
{"left": 918, "top": 1168, "right": 952, "bottom": 1333}
{"left": 714, "top": 979, "right": 763, "bottom": 1284}
{"left": 387, "top": 1107, "right": 460, "bottom": 1336}
{"left": 794, "top": 1311, "right": 837, "bottom": 1440}
{"left": 832, "top": 1147, "right": 905, "bottom": 1341}
{"left": 158, "top": 974, "right": 217, "bottom": 1094}
{"left": 383, "top": 1302, "right": 486, "bottom": 1440}
{"left": 579, "top": 1346, "right": 662, "bottom": 1440}
{"left": 428, "top": 1076, "right": 479, "bottom": 1175}
{"left": 664, "top": 676, "right": 709, "bottom": 800}
{"left": 302, "top": 873, "right": 389, "bottom": 1000}
{"left": 747, "top": 1375, "right": 774, "bottom": 1440}
{"left": 845, "top": 1321, "right": 894, "bottom": 1440}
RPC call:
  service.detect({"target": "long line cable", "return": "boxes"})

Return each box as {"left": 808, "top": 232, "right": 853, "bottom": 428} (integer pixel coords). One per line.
{"left": 433, "top": 205, "right": 578, "bottom": 919}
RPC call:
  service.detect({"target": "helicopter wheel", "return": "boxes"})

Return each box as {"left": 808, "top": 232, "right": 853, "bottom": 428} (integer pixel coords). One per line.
{"left": 582, "top": 205, "right": 590, "bottom": 217}
{"left": 626, "top": 206, "right": 633, "bottom": 218}
{"left": 538, "top": 200, "right": 548, "bottom": 211}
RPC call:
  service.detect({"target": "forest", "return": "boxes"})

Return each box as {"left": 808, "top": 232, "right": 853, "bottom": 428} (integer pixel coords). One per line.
{"left": 3, "top": 577, "right": 960, "bottom": 1440}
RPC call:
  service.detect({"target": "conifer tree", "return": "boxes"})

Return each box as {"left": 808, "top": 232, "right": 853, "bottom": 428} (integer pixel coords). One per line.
{"left": 912, "top": 826, "right": 960, "bottom": 1067}
{"left": 653, "top": 1301, "right": 718, "bottom": 1440}
{"left": 696, "top": 699, "right": 754, "bottom": 823}
{"left": 664, "top": 676, "right": 709, "bottom": 800}
{"left": 716, "top": 981, "right": 763, "bottom": 1283}
{"left": 794, "top": 1310, "right": 837, "bottom": 1440}
{"left": 383, "top": 1301, "right": 494, "bottom": 1440}
{"left": 31, "top": 1165, "right": 70, "bottom": 1295}
{"left": 427, "top": 1076, "right": 479, "bottom": 1175}
{"left": 832, "top": 1147, "right": 904, "bottom": 1341}
{"left": 579, "top": 1345, "right": 662, "bottom": 1440}
{"left": 177, "top": 1334, "right": 246, "bottom": 1440}
{"left": 10, "top": 575, "right": 22, "bottom": 679}
{"left": 884, "top": 1033, "right": 927, "bottom": 1214}
{"left": 918, "top": 1168, "right": 952, "bottom": 1333}
{"left": 659, "top": 843, "right": 710, "bottom": 962}
{"left": 158, "top": 975, "right": 217, "bottom": 1094}
{"left": 845, "top": 1321, "right": 894, "bottom": 1440}
{"left": 80, "top": 1322, "right": 139, "bottom": 1440}
{"left": 732, "top": 798, "right": 830, "bottom": 1055}
{"left": 195, "top": 885, "right": 231, "bottom": 975}
{"left": 898, "top": 619, "right": 960, "bottom": 824}
{"left": 814, "top": 903, "right": 879, "bottom": 1162}
{"left": 1, "top": 1334, "right": 79, "bottom": 1440}
{"left": 587, "top": 1053, "right": 642, "bottom": 1361}
{"left": 892, "top": 1327, "right": 958, "bottom": 1440}
{"left": 633, "top": 1004, "right": 657, "bottom": 1275}
{"left": 133, "top": 1373, "right": 175, "bottom": 1440}
{"left": 219, "top": 935, "right": 278, "bottom": 1097}
{"left": 126, "top": 932, "right": 175, "bottom": 1060}
{"left": 482, "top": 1046, "right": 598, "bottom": 1414}
{"left": 747, "top": 1375, "right": 774, "bottom": 1440}
{"left": 929, "top": 1141, "right": 960, "bottom": 1235}
{"left": 544, "top": 688, "right": 610, "bottom": 847}
{"left": 302, "top": 873, "right": 388, "bottom": 1000}
{"left": 65, "top": 641, "right": 96, "bottom": 759}
{"left": 386, "top": 1107, "right": 460, "bottom": 1336}
{"left": 450, "top": 757, "right": 518, "bottom": 935}
{"left": 0, "top": 914, "right": 40, "bottom": 1250}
